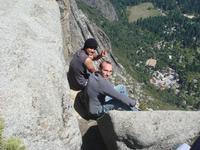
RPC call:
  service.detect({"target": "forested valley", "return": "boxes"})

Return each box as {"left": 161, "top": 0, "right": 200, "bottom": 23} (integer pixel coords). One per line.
{"left": 76, "top": 0, "right": 200, "bottom": 110}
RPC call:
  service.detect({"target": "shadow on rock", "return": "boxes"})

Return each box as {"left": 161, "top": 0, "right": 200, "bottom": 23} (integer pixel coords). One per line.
{"left": 81, "top": 125, "right": 107, "bottom": 150}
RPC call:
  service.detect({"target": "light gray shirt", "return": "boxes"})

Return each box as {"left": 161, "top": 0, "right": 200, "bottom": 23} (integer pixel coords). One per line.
{"left": 83, "top": 72, "right": 136, "bottom": 115}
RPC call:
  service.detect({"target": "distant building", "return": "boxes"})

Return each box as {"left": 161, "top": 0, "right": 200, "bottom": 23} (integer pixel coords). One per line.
{"left": 146, "top": 58, "right": 157, "bottom": 68}
{"left": 183, "top": 14, "right": 195, "bottom": 19}
{"left": 149, "top": 67, "right": 180, "bottom": 92}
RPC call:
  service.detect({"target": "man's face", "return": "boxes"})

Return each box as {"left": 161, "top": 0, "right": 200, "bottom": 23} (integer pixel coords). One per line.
{"left": 101, "top": 62, "right": 112, "bottom": 80}
{"left": 85, "top": 48, "right": 96, "bottom": 58}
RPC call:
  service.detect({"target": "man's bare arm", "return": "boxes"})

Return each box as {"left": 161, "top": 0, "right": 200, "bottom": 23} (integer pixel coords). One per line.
{"left": 84, "top": 57, "right": 96, "bottom": 73}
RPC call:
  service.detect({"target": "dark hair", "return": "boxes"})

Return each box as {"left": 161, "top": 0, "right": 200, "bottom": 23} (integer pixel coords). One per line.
{"left": 99, "top": 61, "right": 112, "bottom": 69}
{"left": 83, "top": 38, "right": 98, "bottom": 50}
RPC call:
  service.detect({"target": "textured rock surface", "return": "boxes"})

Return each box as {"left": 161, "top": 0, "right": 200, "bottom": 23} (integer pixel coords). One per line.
{"left": 57, "top": 0, "right": 71, "bottom": 59}
{"left": 59, "top": 0, "right": 111, "bottom": 55}
{"left": 0, "top": 0, "right": 81, "bottom": 149}
{"left": 79, "top": 0, "right": 118, "bottom": 21}
{"left": 98, "top": 110, "right": 200, "bottom": 150}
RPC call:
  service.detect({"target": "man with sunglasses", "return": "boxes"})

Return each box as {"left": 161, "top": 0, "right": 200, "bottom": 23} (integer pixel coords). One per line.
{"left": 67, "top": 38, "right": 107, "bottom": 91}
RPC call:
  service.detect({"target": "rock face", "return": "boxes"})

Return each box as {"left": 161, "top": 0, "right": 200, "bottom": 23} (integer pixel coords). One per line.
{"left": 98, "top": 111, "right": 200, "bottom": 150}
{"left": 79, "top": 0, "right": 118, "bottom": 21}
{"left": 0, "top": 0, "right": 81, "bottom": 150}
{"left": 58, "top": 0, "right": 112, "bottom": 55}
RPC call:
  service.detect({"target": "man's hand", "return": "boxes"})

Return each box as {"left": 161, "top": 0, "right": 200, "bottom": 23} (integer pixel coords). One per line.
{"left": 100, "top": 50, "right": 107, "bottom": 58}
{"left": 135, "top": 100, "right": 140, "bottom": 109}
{"left": 129, "top": 100, "right": 140, "bottom": 111}
{"left": 92, "top": 50, "right": 108, "bottom": 60}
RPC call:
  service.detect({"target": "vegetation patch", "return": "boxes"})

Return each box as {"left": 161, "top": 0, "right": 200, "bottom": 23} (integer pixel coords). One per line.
{"left": 0, "top": 118, "right": 26, "bottom": 150}
{"left": 127, "top": 2, "right": 163, "bottom": 23}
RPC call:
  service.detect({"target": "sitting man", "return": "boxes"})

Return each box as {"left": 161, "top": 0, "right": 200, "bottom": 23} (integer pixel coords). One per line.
{"left": 67, "top": 38, "right": 107, "bottom": 91}
{"left": 74, "top": 61, "right": 137, "bottom": 120}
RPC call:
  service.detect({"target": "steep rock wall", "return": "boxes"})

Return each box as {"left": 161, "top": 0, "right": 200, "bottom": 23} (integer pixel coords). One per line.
{"left": 0, "top": 0, "right": 81, "bottom": 149}
{"left": 78, "top": 0, "right": 118, "bottom": 21}
{"left": 59, "top": 0, "right": 111, "bottom": 56}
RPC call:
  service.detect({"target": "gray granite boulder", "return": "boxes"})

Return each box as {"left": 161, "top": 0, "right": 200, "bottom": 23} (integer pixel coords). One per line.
{"left": 0, "top": 0, "right": 81, "bottom": 149}
{"left": 98, "top": 110, "right": 200, "bottom": 150}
